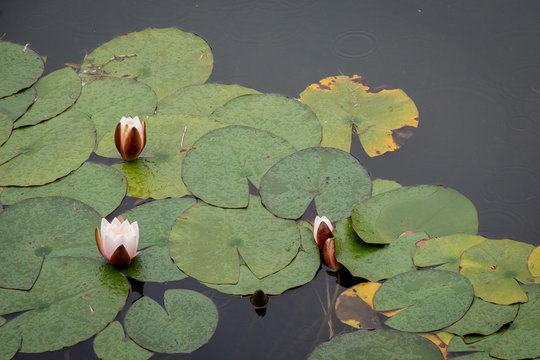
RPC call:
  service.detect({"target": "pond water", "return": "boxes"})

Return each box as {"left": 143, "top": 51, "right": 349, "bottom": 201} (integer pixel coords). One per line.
{"left": 1, "top": 0, "right": 540, "bottom": 359}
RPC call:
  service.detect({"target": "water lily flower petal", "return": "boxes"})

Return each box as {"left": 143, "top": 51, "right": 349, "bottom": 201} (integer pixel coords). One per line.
{"left": 114, "top": 116, "right": 146, "bottom": 161}
{"left": 323, "top": 238, "right": 341, "bottom": 271}
{"left": 95, "top": 216, "right": 140, "bottom": 265}
{"left": 313, "top": 215, "right": 334, "bottom": 250}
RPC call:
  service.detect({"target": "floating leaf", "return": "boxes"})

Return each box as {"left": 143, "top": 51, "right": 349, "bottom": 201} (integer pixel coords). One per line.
{"left": 203, "top": 221, "right": 319, "bottom": 295}
{"left": 374, "top": 270, "right": 474, "bottom": 332}
{"left": 0, "top": 86, "right": 36, "bottom": 121}
{"left": 371, "top": 178, "right": 401, "bottom": 196}
{"left": 121, "top": 246, "right": 186, "bottom": 283}
{"left": 80, "top": 28, "right": 213, "bottom": 100}
{"left": 352, "top": 185, "right": 478, "bottom": 244}
{"left": 414, "top": 233, "right": 487, "bottom": 272}
{"left": 528, "top": 246, "right": 540, "bottom": 277}
{"left": 308, "top": 330, "right": 444, "bottom": 360}
{"left": 0, "top": 162, "right": 126, "bottom": 216}
{"left": 334, "top": 219, "right": 424, "bottom": 281}
{"left": 299, "top": 75, "right": 419, "bottom": 156}
{"left": 335, "top": 283, "right": 387, "bottom": 330}
{"left": 124, "top": 289, "right": 218, "bottom": 353}
{"left": 182, "top": 125, "right": 296, "bottom": 208}
{"left": 490, "top": 284, "right": 540, "bottom": 359}
{"left": 447, "top": 330, "right": 503, "bottom": 356}
{"left": 460, "top": 239, "right": 537, "bottom": 305}
{"left": 73, "top": 77, "right": 157, "bottom": 140}
{"left": 210, "top": 93, "right": 322, "bottom": 150}
{"left": 169, "top": 196, "right": 300, "bottom": 284}
{"left": 15, "top": 67, "right": 81, "bottom": 127}
{"left": 0, "top": 111, "right": 12, "bottom": 147}
{"left": 259, "top": 147, "right": 371, "bottom": 221}
{"left": 93, "top": 321, "right": 152, "bottom": 360}
{"left": 0, "top": 110, "right": 95, "bottom": 186}
{"left": 0, "top": 41, "right": 43, "bottom": 98}
{"left": 0, "top": 197, "right": 102, "bottom": 290}
{"left": 0, "top": 256, "right": 129, "bottom": 353}
{"left": 0, "top": 325, "right": 20, "bottom": 360}
{"left": 157, "top": 83, "right": 261, "bottom": 116}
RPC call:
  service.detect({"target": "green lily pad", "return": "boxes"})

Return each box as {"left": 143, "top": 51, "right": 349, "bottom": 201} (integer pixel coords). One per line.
{"left": 259, "top": 147, "right": 371, "bottom": 221}
{"left": 460, "top": 239, "right": 537, "bottom": 305}
{"left": 299, "top": 75, "right": 419, "bottom": 157}
{"left": 93, "top": 321, "right": 152, "bottom": 360}
{"left": 73, "top": 77, "right": 157, "bottom": 140}
{"left": 445, "top": 297, "right": 518, "bottom": 336}
{"left": 121, "top": 246, "right": 187, "bottom": 283}
{"left": 448, "top": 331, "right": 503, "bottom": 353}
{"left": 124, "top": 289, "right": 218, "bottom": 353}
{"left": 0, "top": 109, "right": 96, "bottom": 186}
{"left": 414, "top": 233, "right": 487, "bottom": 272}
{"left": 210, "top": 93, "right": 322, "bottom": 150}
{"left": 0, "top": 40, "right": 44, "bottom": 98}
{"left": 0, "top": 256, "right": 129, "bottom": 353}
{"left": 169, "top": 195, "right": 300, "bottom": 284}
{"left": 308, "top": 330, "right": 444, "bottom": 360}
{"left": 0, "top": 325, "right": 20, "bottom": 360}
{"left": 157, "top": 83, "right": 261, "bottom": 116}
{"left": 0, "top": 111, "right": 12, "bottom": 147}
{"left": 15, "top": 67, "right": 81, "bottom": 128}
{"left": 182, "top": 125, "right": 296, "bottom": 208}
{"left": 80, "top": 28, "right": 213, "bottom": 100}
{"left": 0, "top": 197, "right": 102, "bottom": 290}
{"left": 334, "top": 218, "right": 425, "bottom": 281}
{"left": 528, "top": 246, "right": 540, "bottom": 277}
{"left": 490, "top": 284, "right": 540, "bottom": 359}
{"left": 0, "top": 86, "right": 36, "bottom": 121}
{"left": 351, "top": 185, "right": 479, "bottom": 244}
{"left": 0, "top": 162, "right": 126, "bottom": 216}
{"left": 203, "top": 221, "right": 319, "bottom": 295}
{"left": 374, "top": 270, "right": 474, "bottom": 332}
{"left": 371, "top": 178, "right": 401, "bottom": 196}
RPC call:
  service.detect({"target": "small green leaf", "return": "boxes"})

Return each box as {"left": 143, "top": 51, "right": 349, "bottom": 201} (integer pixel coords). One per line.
{"left": 0, "top": 86, "right": 36, "bottom": 121}
{"left": 121, "top": 246, "right": 187, "bottom": 283}
{"left": 0, "top": 41, "right": 44, "bottom": 98}
{"left": 371, "top": 178, "right": 401, "bottom": 196}
{"left": 93, "top": 321, "right": 152, "bottom": 360}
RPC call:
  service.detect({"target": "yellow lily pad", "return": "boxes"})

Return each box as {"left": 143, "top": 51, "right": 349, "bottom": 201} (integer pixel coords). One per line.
{"left": 528, "top": 246, "right": 540, "bottom": 277}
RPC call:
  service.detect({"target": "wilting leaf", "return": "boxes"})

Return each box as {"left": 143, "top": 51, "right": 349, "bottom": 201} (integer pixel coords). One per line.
{"left": 259, "top": 147, "right": 371, "bottom": 221}
{"left": 210, "top": 93, "right": 322, "bottom": 150}
{"left": 374, "top": 270, "right": 474, "bottom": 332}
{"left": 0, "top": 86, "right": 36, "bottom": 121}
{"left": 371, "top": 178, "right": 401, "bottom": 196}
{"left": 352, "top": 185, "right": 478, "bottom": 244}
{"left": 15, "top": 67, "right": 81, "bottom": 127}
{"left": 169, "top": 195, "right": 300, "bottom": 284}
{"left": 124, "top": 289, "right": 218, "bottom": 353}
{"left": 182, "top": 125, "right": 296, "bottom": 208}
{"left": 0, "top": 40, "right": 44, "bottom": 98}
{"left": 528, "top": 246, "right": 540, "bottom": 277}
{"left": 0, "top": 111, "right": 12, "bottom": 147}
{"left": 308, "top": 330, "right": 444, "bottom": 360}
{"left": 460, "top": 239, "right": 537, "bottom": 305}
{"left": 0, "top": 256, "right": 129, "bottom": 353}
{"left": 80, "top": 28, "right": 213, "bottom": 100}
{"left": 93, "top": 321, "right": 152, "bottom": 360}
{"left": 335, "top": 283, "right": 387, "bottom": 330}
{"left": 0, "top": 110, "right": 95, "bottom": 186}
{"left": 299, "top": 75, "right": 419, "bottom": 157}
{"left": 157, "top": 83, "right": 261, "bottom": 116}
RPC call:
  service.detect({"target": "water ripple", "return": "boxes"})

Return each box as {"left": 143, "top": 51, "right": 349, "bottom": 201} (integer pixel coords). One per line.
{"left": 334, "top": 31, "right": 378, "bottom": 59}
{"left": 480, "top": 166, "right": 540, "bottom": 204}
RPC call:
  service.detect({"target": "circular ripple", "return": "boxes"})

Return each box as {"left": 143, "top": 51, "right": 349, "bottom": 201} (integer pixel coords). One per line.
{"left": 478, "top": 207, "right": 526, "bottom": 240}
{"left": 481, "top": 166, "right": 540, "bottom": 204}
{"left": 334, "top": 31, "right": 377, "bottom": 59}
{"left": 506, "top": 115, "right": 536, "bottom": 131}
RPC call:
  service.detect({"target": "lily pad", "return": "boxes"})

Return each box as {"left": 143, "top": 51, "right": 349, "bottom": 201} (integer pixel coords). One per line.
{"left": 157, "top": 83, "right": 261, "bottom": 116}
{"left": 0, "top": 162, "right": 126, "bottom": 216}
{"left": 528, "top": 246, "right": 540, "bottom": 277}
{"left": 210, "top": 93, "right": 322, "bottom": 150}
{"left": 124, "top": 289, "right": 218, "bottom": 353}
{"left": 373, "top": 270, "right": 474, "bottom": 332}
{"left": 0, "top": 40, "right": 44, "bottom": 98}
{"left": 0, "top": 86, "right": 36, "bottom": 121}
{"left": 335, "top": 283, "right": 387, "bottom": 330}
{"left": 0, "top": 197, "right": 102, "bottom": 290}
{"left": 169, "top": 195, "right": 300, "bottom": 284}
{"left": 259, "top": 147, "right": 371, "bottom": 221}
{"left": 459, "top": 239, "right": 537, "bottom": 305}
{"left": 371, "top": 178, "right": 401, "bottom": 196}
{"left": 299, "top": 75, "right": 419, "bottom": 156}
{"left": 334, "top": 219, "right": 425, "bottom": 281}
{"left": 444, "top": 297, "right": 518, "bottom": 336}
{"left": 121, "top": 246, "right": 187, "bottom": 283}
{"left": 414, "top": 233, "right": 487, "bottom": 272}
{"left": 93, "top": 321, "right": 152, "bottom": 360}
{"left": 203, "top": 221, "right": 319, "bottom": 295}
{"left": 308, "top": 330, "right": 444, "bottom": 360}
{"left": 80, "top": 27, "right": 213, "bottom": 100}
{"left": 15, "top": 67, "right": 81, "bottom": 127}
{"left": 351, "top": 185, "right": 479, "bottom": 244}
{"left": 182, "top": 125, "right": 296, "bottom": 208}
{"left": 490, "top": 284, "right": 540, "bottom": 359}
{"left": 0, "top": 111, "right": 12, "bottom": 147}
{"left": 73, "top": 77, "right": 157, "bottom": 140}
{"left": 448, "top": 331, "right": 503, "bottom": 353}
{"left": 0, "top": 256, "right": 129, "bottom": 353}
{"left": 0, "top": 109, "right": 96, "bottom": 186}
{"left": 0, "top": 325, "right": 20, "bottom": 360}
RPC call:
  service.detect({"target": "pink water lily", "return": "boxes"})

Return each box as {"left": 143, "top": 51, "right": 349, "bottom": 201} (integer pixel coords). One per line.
{"left": 95, "top": 215, "right": 140, "bottom": 265}
{"left": 114, "top": 116, "right": 146, "bottom": 161}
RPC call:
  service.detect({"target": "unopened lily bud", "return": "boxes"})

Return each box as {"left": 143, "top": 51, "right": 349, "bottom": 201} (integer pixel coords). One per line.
{"left": 114, "top": 116, "right": 146, "bottom": 161}
{"left": 313, "top": 215, "right": 334, "bottom": 250}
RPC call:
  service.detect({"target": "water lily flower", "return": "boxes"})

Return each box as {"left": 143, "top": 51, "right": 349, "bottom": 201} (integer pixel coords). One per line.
{"left": 313, "top": 215, "right": 334, "bottom": 250}
{"left": 95, "top": 215, "right": 140, "bottom": 265}
{"left": 114, "top": 116, "right": 146, "bottom": 161}
{"left": 322, "top": 238, "right": 341, "bottom": 271}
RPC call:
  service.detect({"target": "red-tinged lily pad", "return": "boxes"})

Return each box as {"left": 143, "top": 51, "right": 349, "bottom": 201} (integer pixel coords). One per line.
{"left": 0, "top": 40, "right": 44, "bottom": 98}
{"left": 299, "top": 75, "right": 419, "bottom": 157}
{"left": 93, "top": 321, "right": 152, "bottom": 360}
{"left": 459, "top": 239, "right": 537, "bottom": 305}
{"left": 528, "top": 246, "right": 540, "bottom": 277}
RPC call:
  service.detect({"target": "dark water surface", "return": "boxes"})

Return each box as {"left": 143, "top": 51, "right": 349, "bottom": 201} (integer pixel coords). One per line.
{"left": 2, "top": 0, "right": 540, "bottom": 359}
